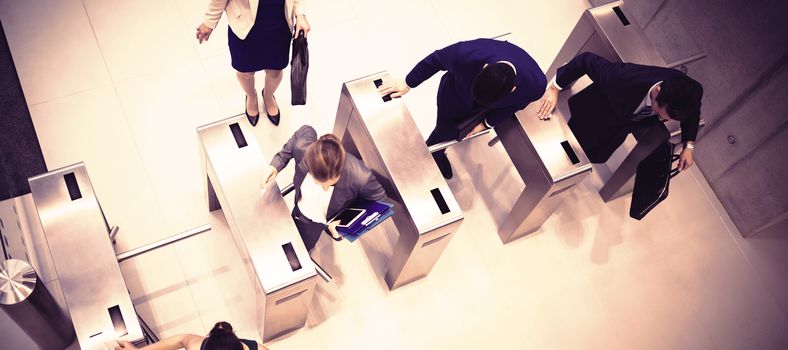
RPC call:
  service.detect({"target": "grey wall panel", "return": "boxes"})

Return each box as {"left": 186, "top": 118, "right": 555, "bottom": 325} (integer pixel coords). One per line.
{"left": 695, "top": 62, "right": 788, "bottom": 181}
{"left": 709, "top": 127, "right": 788, "bottom": 236}
{"left": 639, "top": 2, "right": 704, "bottom": 64}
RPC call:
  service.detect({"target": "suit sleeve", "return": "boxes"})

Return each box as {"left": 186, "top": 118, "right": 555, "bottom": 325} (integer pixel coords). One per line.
{"left": 556, "top": 52, "right": 621, "bottom": 91}
{"left": 270, "top": 125, "right": 317, "bottom": 172}
{"left": 358, "top": 171, "right": 386, "bottom": 201}
{"left": 405, "top": 42, "right": 462, "bottom": 88}
{"left": 203, "top": 0, "right": 227, "bottom": 29}
{"left": 680, "top": 115, "right": 699, "bottom": 143}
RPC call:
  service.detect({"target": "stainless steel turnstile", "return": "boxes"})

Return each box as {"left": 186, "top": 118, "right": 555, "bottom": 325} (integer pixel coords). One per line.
{"left": 546, "top": 1, "right": 704, "bottom": 202}
{"left": 0, "top": 259, "right": 75, "bottom": 350}
{"left": 333, "top": 71, "right": 463, "bottom": 290}
{"left": 495, "top": 103, "right": 593, "bottom": 243}
{"left": 28, "top": 163, "right": 144, "bottom": 349}
{"left": 197, "top": 115, "right": 317, "bottom": 341}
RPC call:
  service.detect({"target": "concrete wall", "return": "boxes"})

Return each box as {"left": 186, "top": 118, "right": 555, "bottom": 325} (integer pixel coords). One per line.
{"left": 590, "top": 0, "right": 788, "bottom": 236}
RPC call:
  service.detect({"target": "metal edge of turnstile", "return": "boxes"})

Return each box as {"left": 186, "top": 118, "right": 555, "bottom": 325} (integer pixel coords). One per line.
{"left": 495, "top": 96, "right": 593, "bottom": 243}
{"left": 27, "top": 162, "right": 144, "bottom": 349}
{"left": 333, "top": 71, "right": 464, "bottom": 290}
{"left": 545, "top": 1, "right": 704, "bottom": 202}
{"left": 197, "top": 115, "right": 317, "bottom": 342}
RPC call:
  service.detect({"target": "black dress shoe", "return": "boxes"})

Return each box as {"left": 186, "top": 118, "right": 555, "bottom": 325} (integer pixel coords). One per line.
{"left": 245, "top": 96, "right": 259, "bottom": 126}
{"left": 262, "top": 89, "right": 280, "bottom": 126}
{"left": 433, "top": 152, "right": 453, "bottom": 179}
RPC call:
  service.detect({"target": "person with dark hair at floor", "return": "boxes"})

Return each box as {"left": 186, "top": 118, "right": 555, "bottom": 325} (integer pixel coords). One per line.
{"left": 262, "top": 125, "right": 386, "bottom": 251}
{"left": 537, "top": 52, "right": 704, "bottom": 170}
{"left": 114, "top": 321, "right": 269, "bottom": 350}
{"left": 378, "top": 38, "right": 547, "bottom": 179}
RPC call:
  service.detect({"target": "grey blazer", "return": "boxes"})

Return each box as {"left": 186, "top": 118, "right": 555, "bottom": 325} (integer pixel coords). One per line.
{"left": 270, "top": 125, "right": 386, "bottom": 221}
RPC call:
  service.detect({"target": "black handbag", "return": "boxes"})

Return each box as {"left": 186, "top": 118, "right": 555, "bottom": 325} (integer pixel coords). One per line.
{"left": 290, "top": 31, "right": 309, "bottom": 105}
{"left": 629, "top": 141, "right": 681, "bottom": 220}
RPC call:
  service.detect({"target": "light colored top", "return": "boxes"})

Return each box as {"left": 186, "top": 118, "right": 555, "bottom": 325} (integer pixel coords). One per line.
{"left": 203, "top": 0, "right": 305, "bottom": 39}
{"left": 298, "top": 173, "right": 334, "bottom": 224}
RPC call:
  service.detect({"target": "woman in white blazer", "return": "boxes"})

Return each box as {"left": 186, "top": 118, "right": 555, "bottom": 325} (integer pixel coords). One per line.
{"left": 196, "top": 0, "right": 309, "bottom": 127}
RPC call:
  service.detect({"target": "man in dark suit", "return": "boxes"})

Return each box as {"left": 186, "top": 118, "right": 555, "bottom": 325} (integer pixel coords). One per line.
{"left": 537, "top": 52, "right": 703, "bottom": 171}
{"left": 379, "top": 38, "right": 547, "bottom": 179}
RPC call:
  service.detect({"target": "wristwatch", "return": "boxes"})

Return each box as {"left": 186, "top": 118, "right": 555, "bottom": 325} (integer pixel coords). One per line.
{"left": 685, "top": 142, "right": 695, "bottom": 151}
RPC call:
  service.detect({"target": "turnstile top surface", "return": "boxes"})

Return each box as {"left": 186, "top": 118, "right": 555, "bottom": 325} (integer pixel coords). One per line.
{"left": 340, "top": 72, "right": 463, "bottom": 233}
{"left": 28, "top": 163, "right": 143, "bottom": 348}
{"left": 512, "top": 101, "right": 592, "bottom": 183}
{"left": 586, "top": 1, "right": 666, "bottom": 66}
{"left": 197, "top": 115, "right": 316, "bottom": 294}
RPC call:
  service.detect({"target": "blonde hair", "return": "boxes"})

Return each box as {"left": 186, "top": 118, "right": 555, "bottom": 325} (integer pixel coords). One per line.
{"left": 305, "top": 134, "right": 345, "bottom": 182}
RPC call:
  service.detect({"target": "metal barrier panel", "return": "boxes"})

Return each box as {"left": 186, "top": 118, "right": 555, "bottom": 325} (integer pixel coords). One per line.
{"left": 496, "top": 100, "right": 593, "bottom": 243}
{"left": 28, "top": 163, "right": 143, "bottom": 349}
{"left": 197, "top": 115, "right": 317, "bottom": 341}
{"left": 333, "top": 71, "right": 463, "bottom": 290}
{"left": 545, "top": 1, "right": 702, "bottom": 202}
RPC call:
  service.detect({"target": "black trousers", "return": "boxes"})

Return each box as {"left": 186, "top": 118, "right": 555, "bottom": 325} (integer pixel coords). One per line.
{"left": 292, "top": 204, "right": 326, "bottom": 252}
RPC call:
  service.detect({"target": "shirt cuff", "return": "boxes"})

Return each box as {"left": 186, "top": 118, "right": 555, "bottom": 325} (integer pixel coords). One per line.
{"left": 549, "top": 76, "right": 563, "bottom": 91}
{"left": 484, "top": 119, "right": 492, "bottom": 129}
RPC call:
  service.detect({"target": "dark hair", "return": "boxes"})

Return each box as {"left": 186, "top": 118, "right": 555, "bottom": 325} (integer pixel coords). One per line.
{"left": 472, "top": 62, "right": 516, "bottom": 106}
{"left": 204, "top": 322, "right": 242, "bottom": 350}
{"left": 655, "top": 75, "right": 703, "bottom": 121}
{"left": 305, "top": 134, "right": 346, "bottom": 182}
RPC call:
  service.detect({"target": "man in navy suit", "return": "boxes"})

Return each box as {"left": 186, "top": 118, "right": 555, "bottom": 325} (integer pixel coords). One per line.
{"left": 379, "top": 38, "right": 547, "bottom": 179}
{"left": 537, "top": 52, "right": 703, "bottom": 171}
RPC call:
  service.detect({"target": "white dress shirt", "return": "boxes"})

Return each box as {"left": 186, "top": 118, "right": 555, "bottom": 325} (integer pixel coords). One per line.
{"left": 297, "top": 173, "right": 334, "bottom": 224}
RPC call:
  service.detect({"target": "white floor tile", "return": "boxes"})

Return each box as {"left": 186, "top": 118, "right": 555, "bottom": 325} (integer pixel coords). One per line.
{"left": 0, "top": 0, "right": 112, "bottom": 104}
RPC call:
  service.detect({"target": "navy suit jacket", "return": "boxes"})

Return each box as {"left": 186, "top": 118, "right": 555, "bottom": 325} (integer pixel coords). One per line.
{"left": 556, "top": 52, "right": 700, "bottom": 142}
{"left": 405, "top": 38, "right": 546, "bottom": 127}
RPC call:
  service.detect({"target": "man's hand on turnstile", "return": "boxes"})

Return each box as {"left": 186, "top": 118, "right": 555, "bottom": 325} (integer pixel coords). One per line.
{"left": 262, "top": 166, "right": 278, "bottom": 187}
{"left": 678, "top": 147, "right": 694, "bottom": 171}
{"left": 327, "top": 220, "right": 343, "bottom": 241}
{"left": 378, "top": 78, "right": 411, "bottom": 98}
{"left": 536, "top": 85, "right": 559, "bottom": 120}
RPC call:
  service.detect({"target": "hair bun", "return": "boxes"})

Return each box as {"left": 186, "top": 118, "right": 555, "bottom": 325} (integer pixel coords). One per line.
{"left": 209, "top": 321, "right": 234, "bottom": 336}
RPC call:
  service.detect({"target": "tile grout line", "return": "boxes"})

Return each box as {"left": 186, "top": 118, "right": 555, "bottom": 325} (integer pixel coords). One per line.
{"left": 78, "top": 0, "right": 172, "bottom": 239}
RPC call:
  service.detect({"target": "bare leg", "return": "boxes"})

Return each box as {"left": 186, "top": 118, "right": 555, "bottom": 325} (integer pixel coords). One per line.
{"left": 236, "top": 71, "right": 258, "bottom": 115}
{"left": 263, "top": 69, "right": 283, "bottom": 115}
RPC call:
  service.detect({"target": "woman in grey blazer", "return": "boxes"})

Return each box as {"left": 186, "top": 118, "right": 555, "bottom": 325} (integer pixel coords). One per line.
{"left": 263, "top": 125, "right": 386, "bottom": 251}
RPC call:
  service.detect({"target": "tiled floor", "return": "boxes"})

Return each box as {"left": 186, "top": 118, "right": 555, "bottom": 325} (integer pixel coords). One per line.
{"left": 2, "top": 0, "right": 788, "bottom": 349}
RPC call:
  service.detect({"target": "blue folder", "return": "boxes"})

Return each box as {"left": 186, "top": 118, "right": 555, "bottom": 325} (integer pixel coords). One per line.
{"left": 334, "top": 199, "right": 394, "bottom": 242}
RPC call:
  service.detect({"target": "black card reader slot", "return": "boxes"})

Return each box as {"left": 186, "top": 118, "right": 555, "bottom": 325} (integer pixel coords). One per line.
{"left": 612, "top": 6, "right": 630, "bottom": 26}
{"left": 229, "top": 123, "right": 248, "bottom": 148}
{"left": 373, "top": 79, "right": 393, "bottom": 102}
{"left": 64, "top": 172, "right": 82, "bottom": 201}
{"left": 560, "top": 141, "right": 581, "bottom": 164}
{"left": 108, "top": 305, "right": 128, "bottom": 337}
{"left": 282, "top": 243, "right": 302, "bottom": 271}
{"left": 430, "top": 188, "right": 450, "bottom": 214}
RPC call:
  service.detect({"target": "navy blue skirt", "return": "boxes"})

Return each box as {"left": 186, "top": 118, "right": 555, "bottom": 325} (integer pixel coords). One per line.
{"left": 228, "top": 1, "right": 291, "bottom": 72}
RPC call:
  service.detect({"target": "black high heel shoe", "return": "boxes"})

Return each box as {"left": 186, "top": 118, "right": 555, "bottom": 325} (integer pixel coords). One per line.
{"left": 262, "top": 89, "right": 280, "bottom": 126}
{"left": 245, "top": 95, "right": 259, "bottom": 126}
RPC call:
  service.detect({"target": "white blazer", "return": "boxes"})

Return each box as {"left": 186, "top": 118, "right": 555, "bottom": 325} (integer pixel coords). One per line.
{"left": 203, "top": 0, "right": 305, "bottom": 40}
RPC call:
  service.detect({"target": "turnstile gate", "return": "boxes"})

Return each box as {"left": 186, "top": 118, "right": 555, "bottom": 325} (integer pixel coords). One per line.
{"left": 333, "top": 72, "right": 464, "bottom": 290}
{"left": 197, "top": 115, "right": 317, "bottom": 341}
{"left": 28, "top": 163, "right": 144, "bottom": 349}
{"left": 545, "top": 1, "right": 704, "bottom": 202}
{"left": 496, "top": 102, "right": 593, "bottom": 242}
